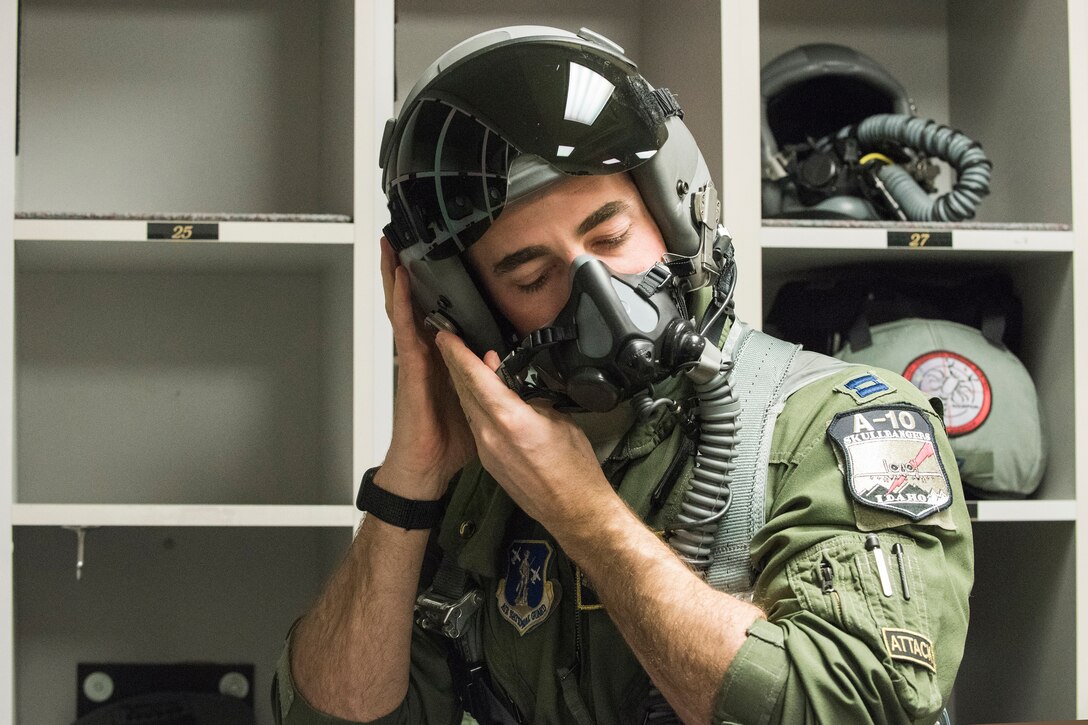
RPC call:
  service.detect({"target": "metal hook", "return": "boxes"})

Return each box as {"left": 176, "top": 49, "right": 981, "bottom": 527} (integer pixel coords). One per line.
{"left": 61, "top": 526, "right": 97, "bottom": 581}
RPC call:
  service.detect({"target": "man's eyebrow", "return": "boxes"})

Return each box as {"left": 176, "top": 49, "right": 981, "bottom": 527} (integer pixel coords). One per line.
{"left": 492, "top": 245, "right": 551, "bottom": 277}
{"left": 576, "top": 199, "right": 630, "bottom": 237}
{"left": 490, "top": 199, "right": 631, "bottom": 277}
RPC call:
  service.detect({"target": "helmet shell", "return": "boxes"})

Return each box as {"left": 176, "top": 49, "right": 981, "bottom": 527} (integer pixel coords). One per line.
{"left": 761, "top": 43, "right": 915, "bottom": 168}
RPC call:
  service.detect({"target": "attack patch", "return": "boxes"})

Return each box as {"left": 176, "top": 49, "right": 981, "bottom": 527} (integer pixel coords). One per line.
{"left": 903, "top": 350, "right": 991, "bottom": 436}
{"left": 828, "top": 405, "right": 953, "bottom": 521}
{"left": 496, "top": 540, "right": 556, "bottom": 636}
{"left": 835, "top": 373, "right": 896, "bottom": 403}
{"left": 882, "top": 627, "right": 937, "bottom": 673}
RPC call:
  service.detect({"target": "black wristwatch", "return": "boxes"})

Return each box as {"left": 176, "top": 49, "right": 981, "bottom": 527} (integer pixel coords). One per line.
{"left": 355, "top": 466, "right": 444, "bottom": 530}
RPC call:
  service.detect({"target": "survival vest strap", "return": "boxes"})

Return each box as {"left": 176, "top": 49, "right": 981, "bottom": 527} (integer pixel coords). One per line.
{"left": 416, "top": 554, "right": 523, "bottom": 725}
{"left": 705, "top": 323, "right": 853, "bottom": 593}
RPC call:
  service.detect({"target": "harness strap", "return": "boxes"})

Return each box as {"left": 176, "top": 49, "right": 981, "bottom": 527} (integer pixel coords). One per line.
{"left": 707, "top": 327, "right": 856, "bottom": 593}
{"left": 416, "top": 553, "right": 522, "bottom": 724}
{"left": 706, "top": 324, "right": 799, "bottom": 594}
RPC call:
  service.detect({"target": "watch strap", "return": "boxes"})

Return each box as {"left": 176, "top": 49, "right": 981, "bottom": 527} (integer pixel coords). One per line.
{"left": 356, "top": 466, "right": 444, "bottom": 530}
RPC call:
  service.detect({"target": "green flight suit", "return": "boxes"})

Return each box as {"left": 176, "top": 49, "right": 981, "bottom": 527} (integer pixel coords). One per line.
{"left": 273, "top": 347, "right": 973, "bottom": 725}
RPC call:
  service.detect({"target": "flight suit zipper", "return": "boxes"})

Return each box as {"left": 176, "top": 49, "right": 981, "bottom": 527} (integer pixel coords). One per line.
{"left": 571, "top": 564, "right": 593, "bottom": 722}
{"left": 574, "top": 601, "right": 584, "bottom": 666}
{"left": 569, "top": 557, "right": 586, "bottom": 677}
{"left": 820, "top": 557, "right": 845, "bottom": 626}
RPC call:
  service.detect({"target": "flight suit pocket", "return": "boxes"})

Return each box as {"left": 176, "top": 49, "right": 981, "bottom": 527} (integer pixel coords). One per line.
{"left": 786, "top": 533, "right": 942, "bottom": 719}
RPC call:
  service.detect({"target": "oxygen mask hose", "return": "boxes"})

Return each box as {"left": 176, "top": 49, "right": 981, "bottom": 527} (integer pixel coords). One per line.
{"left": 668, "top": 365, "right": 741, "bottom": 569}
{"left": 631, "top": 331, "right": 740, "bottom": 571}
{"left": 839, "top": 113, "right": 992, "bottom": 222}
{"left": 633, "top": 343, "right": 740, "bottom": 725}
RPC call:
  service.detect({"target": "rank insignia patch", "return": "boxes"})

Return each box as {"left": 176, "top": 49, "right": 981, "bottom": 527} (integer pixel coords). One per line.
{"left": 835, "top": 373, "right": 895, "bottom": 403}
{"left": 497, "top": 540, "right": 556, "bottom": 636}
{"left": 828, "top": 405, "right": 953, "bottom": 521}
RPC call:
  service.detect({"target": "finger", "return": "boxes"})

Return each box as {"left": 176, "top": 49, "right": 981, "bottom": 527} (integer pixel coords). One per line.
{"left": 380, "top": 237, "right": 399, "bottom": 320}
{"left": 391, "top": 266, "right": 429, "bottom": 357}
{"left": 435, "top": 332, "right": 521, "bottom": 415}
{"left": 483, "top": 350, "right": 502, "bottom": 372}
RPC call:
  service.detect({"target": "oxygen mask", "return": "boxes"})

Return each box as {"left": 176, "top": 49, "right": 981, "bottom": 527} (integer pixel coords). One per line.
{"left": 496, "top": 255, "right": 723, "bottom": 413}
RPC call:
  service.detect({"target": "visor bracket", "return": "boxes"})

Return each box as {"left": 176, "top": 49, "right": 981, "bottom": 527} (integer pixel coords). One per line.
{"left": 577, "top": 27, "right": 625, "bottom": 56}
{"left": 652, "top": 88, "right": 684, "bottom": 120}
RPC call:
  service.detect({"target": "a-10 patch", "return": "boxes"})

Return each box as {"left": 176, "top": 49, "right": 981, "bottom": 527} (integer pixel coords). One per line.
{"left": 827, "top": 405, "right": 953, "bottom": 521}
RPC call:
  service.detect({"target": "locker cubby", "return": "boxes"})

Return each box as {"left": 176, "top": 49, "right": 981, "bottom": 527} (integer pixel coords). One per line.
{"left": 759, "top": 0, "right": 1071, "bottom": 226}
{"left": 761, "top": 247, "right": 1075, "bottom": 502}
{"left": 16, "top": 0, "right": 354, "bottom": 217}
{"left": 951, "top": 521, "right": 1078, "bottom": 723}
{"left": 15, "top": 239, "right": 354, "bottom": 506}
{"left": 13, "top": 525, "right": 350, "bottom": 725}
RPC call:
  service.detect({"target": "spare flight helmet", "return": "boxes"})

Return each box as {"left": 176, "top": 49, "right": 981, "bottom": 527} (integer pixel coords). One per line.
{"left": 761, "top": 43, "right": 914, "bottom": 220}
{"left": 379, "top": 25, "right": 725, "bottom": 360}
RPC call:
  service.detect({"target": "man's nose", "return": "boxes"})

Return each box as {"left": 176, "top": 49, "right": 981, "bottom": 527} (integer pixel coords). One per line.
{"left": 560, "top": 241, "right": 589, "bottom": 267}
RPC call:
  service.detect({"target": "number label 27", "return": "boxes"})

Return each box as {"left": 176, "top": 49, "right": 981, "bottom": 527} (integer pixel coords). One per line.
{"left": 887, "top": 231, "right": 952, "bottom": 248}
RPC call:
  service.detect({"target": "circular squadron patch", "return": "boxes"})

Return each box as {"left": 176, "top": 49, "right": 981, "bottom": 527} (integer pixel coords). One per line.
{"left": 827, "top": 405, "right": 953, "bottom": 521}
{"left": 497, "top": 540, "right": 556, "bottom": 636}
{"left": 902, "top": 350, "right": 991, "bottom": 436}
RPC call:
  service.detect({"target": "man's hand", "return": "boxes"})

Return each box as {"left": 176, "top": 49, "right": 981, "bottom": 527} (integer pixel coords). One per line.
{"left": 380, "top": 238, "right": 475, "bottom": 496}
{"left": 288, "top": 243, "right": 476, "bottom": 722}
{"left": 434, "top": 330, "right": 614, "bottom": 532}
{"left": 436, "top": 330, "right": 763, "bottom": 725}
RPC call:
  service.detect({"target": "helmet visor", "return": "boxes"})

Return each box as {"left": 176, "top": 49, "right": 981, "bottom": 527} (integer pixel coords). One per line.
{"left": 384, "top": 38, "right": 669, "bottom": 260}
{"left": 427, "top": 39, "right": 669, "bottom": 174}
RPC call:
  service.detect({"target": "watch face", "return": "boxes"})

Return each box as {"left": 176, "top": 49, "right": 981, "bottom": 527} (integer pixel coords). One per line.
{"left": 903, "top": 350, "right": 992, "bottom": 436}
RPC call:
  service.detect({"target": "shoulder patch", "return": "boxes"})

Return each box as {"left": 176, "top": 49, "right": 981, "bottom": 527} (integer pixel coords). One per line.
{"left": 882, "top": 627, "right": 937, "bottom": 673}
{"left": 496, "top": 540, "right": 557, "bottom": 636}
{"left": 835, "top": 373, "right": 896, "bottom": 403}
{"left": 827, "top": 405, "right": 953, "bottom": 521}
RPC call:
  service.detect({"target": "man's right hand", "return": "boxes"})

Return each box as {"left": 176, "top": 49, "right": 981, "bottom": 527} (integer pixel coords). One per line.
{"left": 379, "top": 237, "right": 476, "bottom": 497}
{"left": 285, "top": 242, "right": 475, "bottom": 720}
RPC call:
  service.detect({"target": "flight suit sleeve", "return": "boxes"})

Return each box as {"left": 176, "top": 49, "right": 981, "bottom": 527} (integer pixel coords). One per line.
{"left": 271, "top": 619, "right": 464, "bottom": 725}
{"left": 712, "top": 371, "right": 974, "bottom": 725}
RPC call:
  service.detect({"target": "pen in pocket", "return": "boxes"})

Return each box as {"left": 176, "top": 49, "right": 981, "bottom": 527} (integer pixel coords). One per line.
{"left": 892, "top": 542, "right": 911, "bottom": 601}
{"left": 865, "top": 534, "right": 894, "bottom": 597}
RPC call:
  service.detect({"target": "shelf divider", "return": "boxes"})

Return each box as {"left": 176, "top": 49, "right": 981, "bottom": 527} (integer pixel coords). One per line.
{"left": 967, "top": 499, "right": 1077, "bottom": 523}
{"left": 14, "top": 217, "right": 354, "bottom": 244}
{"left": 11, "top": 503, "right": 357, "bottom": 528}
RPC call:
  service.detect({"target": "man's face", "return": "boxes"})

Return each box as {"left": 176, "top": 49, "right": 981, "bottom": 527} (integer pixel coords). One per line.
{"left": 466, "top": 172, "right": 668, "bottom": 339}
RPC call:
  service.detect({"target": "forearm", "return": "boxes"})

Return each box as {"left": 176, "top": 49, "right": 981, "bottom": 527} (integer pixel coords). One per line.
{"left": 290, "top": 503, "right": 431, "bottom": 721}
{"left": 554, "top": 494, "right": 763, "bottom": 725}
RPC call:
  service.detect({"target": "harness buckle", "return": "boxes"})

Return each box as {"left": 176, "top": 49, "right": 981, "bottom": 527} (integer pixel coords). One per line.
{"left": 415, "top": 589, "right": 484, "bottom": 639}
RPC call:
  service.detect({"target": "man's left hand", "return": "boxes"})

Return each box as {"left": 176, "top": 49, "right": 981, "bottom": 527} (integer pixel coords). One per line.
{"left": 434, "top": 331, "right": 616, "bottom": 532}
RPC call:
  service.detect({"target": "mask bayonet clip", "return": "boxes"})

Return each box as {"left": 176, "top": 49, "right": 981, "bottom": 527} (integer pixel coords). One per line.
{"left": 495, "top": 326, "right": 579, "bottom": 406}
{"left": 675, "top": 181, "right": 723, "bottom": 293}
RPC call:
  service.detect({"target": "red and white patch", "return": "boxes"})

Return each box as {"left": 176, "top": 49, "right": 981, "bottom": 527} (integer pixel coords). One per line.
{"left": 903, "top": 351, "right": 991, "bottom": 436}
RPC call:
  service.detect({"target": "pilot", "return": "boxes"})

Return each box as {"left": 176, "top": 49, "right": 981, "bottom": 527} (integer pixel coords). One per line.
{"left": 274, "top": 26, "right": 973, "bottom": 725}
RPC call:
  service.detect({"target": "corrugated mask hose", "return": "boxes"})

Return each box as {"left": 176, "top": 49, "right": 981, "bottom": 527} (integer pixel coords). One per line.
{"left": 632, "top": 355, "right": 739, "bottom": 724}
{"left": 839, "top": 113, "right": 993, "bottom": 222}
